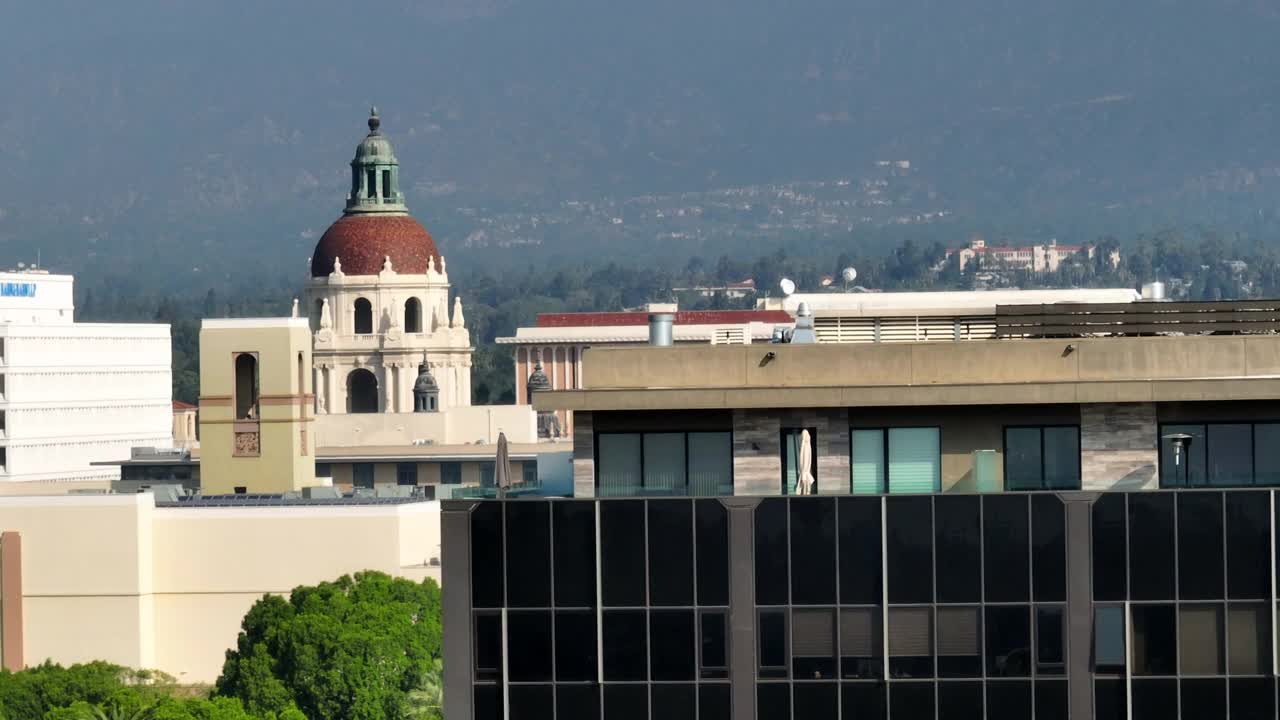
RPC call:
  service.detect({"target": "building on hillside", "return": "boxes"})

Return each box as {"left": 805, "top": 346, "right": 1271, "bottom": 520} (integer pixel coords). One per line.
{"left": 945, "top": 237, "right": 1121, "bottom": 273}
{"left": 440, "top": 298, "right": 1280, "bottom": 720}
{"left": 671, "top": 278, "right": 758, "bottom": 299}
{"left": 496, "top": 304, "right": 793, "bottom": 434}
{"left": 758, "top": 287, "right": 1141, "bottom": 344}
{"left": 0, "top": 270, "right": 171, "bottom": 489}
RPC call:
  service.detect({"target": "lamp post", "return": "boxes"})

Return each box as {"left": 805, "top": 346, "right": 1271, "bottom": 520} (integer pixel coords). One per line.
{"left": 1163, "top": 433, "right": 1194, "bottom": 486}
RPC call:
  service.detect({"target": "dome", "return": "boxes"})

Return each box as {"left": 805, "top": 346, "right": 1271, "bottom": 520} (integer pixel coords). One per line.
{"left": 310, "top": 214, "right": 439, "bottom": 276}
{"left": 414, "top": 364, "right": 439, "bottom": 392}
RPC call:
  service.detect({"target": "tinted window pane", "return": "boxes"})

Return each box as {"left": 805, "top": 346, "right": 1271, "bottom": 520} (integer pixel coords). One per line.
{"left": 1127, "top": 493, "right": 1175, "bottom": 600}
{"left": 553, "top": 501, "right": 596, "bottom": 607}
{"left": 1094, "top": 679, "right": 1126, "bottom": 720}
{"left": 1005, "top": 427, "right": 1043, "bottom": 490}
{"left": 934, "top": 495, "right": 981, "bottom": 603}
{"left": 792, "top": 608, "right": 837, "bottom": 680}
{"left": 1227, "top": 492, "right": 1271, "bottom": 599}
{"left": 838, "top": 497, "right": 883, "bottom": 605}
{"left": 597, "top": 433, "right": 642, "bottom": 496}
{"left": 1094, "top": 607, "right": 1126, "bottom": 673}
{"left": 1208, "top": 423, "right": 1253, "bottom": 486}
{"left": 985, "top": 606, "right": 1031, "bottom": 677}
{"left": 1043, "top": 426, "right": 1081, "bottom": 489}
{"left": 1255, "top": 423, "right": 1280, "bottom": 486}
{"left": 984, "top": 495, "right": 1030, "bottom": 602}
{"left": 604, "top": 684, "right": 648, "bottom": 720}
{"left": 937, "top": 682, "right": 982, "bottom": 720}
{"left": 759, "top": 609, "right": 788, "bottom": 676}
{"left": 793, "top": 684, "right": 838, "bottom": 718}
{"left": 1035, "top": 680, "right": 1069, "bottom": 720}
{"left": 1228, "top": 604, "right": 1271, "bottom": 675}
{"left": 1160, "top": 424, "right": 1205, "bottom": 487}
{"left": 695, "top": 499, "right": 729, "bottom": 606}
{"left": 986, "top": 681, "right": 1032, "bottom": 720}
{"left": 555, "top": 611, "right": 598, "bottom": 682}
{"left": 888, "top": 427, "right": 940, "bottom": 493}
{"left": 506, "top": 611, "right": 552, "bottom": 682}
{"left": 1177, "top": 491, "right": 1224, "bottom": 600}
{"left": 688, "top": 431, "right": 732, "bottom": 495}
{"left": 1092, "top": 494, "right": 1127, "bottom": 601}
{"left": 601, "top": 501, "right": 646, "bottom": 606}
{"left": 650, "top": 684, "right": 695, "bottom": 720}
{"left": 699, "top": 685, "right": 730, "bottom": 720}
{"left": 887, "top": 496, "right": 933, "bottom": 603}
{"left": 1031, "top": 494, "right": 1066, "bottom": 602}
{"left": 1035, "top": 607, "right": 1065, "bottom": 676}
{"left": 1131, "top": 604, "right": 1176, "bottom": 676}
{"left": 505, "top": 502, "right": 551, "bottom": 607}
{"left": 888, "top": 607, "right": 934, "bottom": 678}
{"left": 1131, "top": 679, "right": 1177, "bottom": 720}
{"left": 1179, "top": 679, "right": 1225, "bottom": 720}
{"left": 791, "top": 498, "right": 837, "bottom": 604}
{"left": 650, "top": 610, "right": 696, "bottom": 680}
{"left": 475, "top": 613, "right": 501, "bottom": 681}
{"left": 1178, "top": 605, "right": 1223, "bottom": 676}
{"left": 1229, "top": 678, "right": 1276, "bottom": 720}
{"left": 758, "top": 683, "right": 791, "bottom": 720}
{"left": 889, "top": 682, "right": 935, "bottom": 720}
{"left": 840, "top": 607, "right": 883, "bottom": 679}
{"left": 602, "top": 610, "right": 647, "bottom": 680}
{"left": 471, "top": 502, "right": 504, "bottom": 608}
{"left": 937, "top": 606, "right": 981, "bottom": 678}
{"left": 842, "top": 683, "right": 886, "bottom": 720}
{"left": 474, "top": 684, "right": 501, "bottom": 720}
{"left": 557, "top": 686, "right": 600, "bottom": 720}
{"left": 643, "top": 432, "right": 687, "bottom": 492}
{"left": 700, "top": 611, "right": 727, "bottom": 678}
{"left": 648, "top": 500, "right": 694, "bottom": 606}
{"left": 852, "top": 429, "right": 886, "bottom": 494}
{"left": 756, "top": 498, "right": 790, "bottom": 605}
{"left": 508, "top": 684, "right": 552, "bottom": 720}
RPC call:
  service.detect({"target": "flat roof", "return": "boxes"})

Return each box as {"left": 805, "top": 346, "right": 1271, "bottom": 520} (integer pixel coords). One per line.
{"left": 759, "top": 288, "right": 1141, "bottom": 317}
{"left": 201, "top": 317, "right": 309, "bottom": 329}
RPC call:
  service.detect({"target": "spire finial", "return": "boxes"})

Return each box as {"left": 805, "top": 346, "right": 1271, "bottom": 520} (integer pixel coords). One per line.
{"left": 368, "top": 106, "right": 381, "bottom": 134}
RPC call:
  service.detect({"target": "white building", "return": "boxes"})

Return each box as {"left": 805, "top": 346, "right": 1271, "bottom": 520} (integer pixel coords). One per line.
{"left": 0, "top": 270, "right": 172, "bottom": 486}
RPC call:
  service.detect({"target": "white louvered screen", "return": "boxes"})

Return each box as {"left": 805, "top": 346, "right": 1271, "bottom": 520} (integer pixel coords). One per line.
{"left": 958, "top": 316, "right": 998, "bottom": 340}
{"left": 710, "top": 325, "right": 748, "bottom": 345}
{"left": 815, "top": 316, "right": 877, "bottom": 344}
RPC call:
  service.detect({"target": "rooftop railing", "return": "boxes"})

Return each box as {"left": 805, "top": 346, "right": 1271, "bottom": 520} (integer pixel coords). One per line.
{"left": 995, "top": 299, "right": 1280, "bottom": 338}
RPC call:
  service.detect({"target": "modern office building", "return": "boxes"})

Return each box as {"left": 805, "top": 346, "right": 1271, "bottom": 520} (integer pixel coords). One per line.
{"left": 440, "top": 298, "right": 1280, "bottom": 719}
{"left": 0, "top": 270, "right": 172, "bottom": 488}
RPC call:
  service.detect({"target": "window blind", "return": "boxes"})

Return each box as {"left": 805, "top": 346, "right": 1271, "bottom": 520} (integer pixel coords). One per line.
{"left": 643, "top": 433, "right": 686, "bottom": 492}
{"left": 688, "top": 432, "right": 732, "bottom": 496}
{"left": 840, "top": 608, "right": 882, "bottom": 657}
{"left": 889, "top": 608, "right": 933, "bottom": 656}
{"left": 888, "top": 428, "right": 940, "bottom": 493}
{"left": 597, "top": 434, "right": 642, "bottom": 497}
{"left": 792, "top": 609, "right": 835, "bottom": 657}
{"left": 937, "top": 607, "right": 980, "bottom": 656}
{"left": 1178, "top": 606, "right": 1223, "bottom": 675}
{"left": 851, "top": 430, "right": 885, "bottom": 494}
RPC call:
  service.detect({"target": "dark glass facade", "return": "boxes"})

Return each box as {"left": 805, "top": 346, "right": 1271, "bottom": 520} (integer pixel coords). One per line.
{"left": 454, "top": 490, "right": 1280, "bottom": 719}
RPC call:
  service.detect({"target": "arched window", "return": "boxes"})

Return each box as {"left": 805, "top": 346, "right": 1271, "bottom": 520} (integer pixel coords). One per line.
{"left": 354, "top": 298, "right": 373, "bottom": 335}
{"left": 347, "top": 369, "right": 379, "bottom": 413}
{"left": 311, "top": 299, "right": 324, "bottom": 331}
{"left": 234, "top": 353, "right": 259, "bottom": 420}
{"left": 405, "top": 297, "right": 423, "bottom": 333}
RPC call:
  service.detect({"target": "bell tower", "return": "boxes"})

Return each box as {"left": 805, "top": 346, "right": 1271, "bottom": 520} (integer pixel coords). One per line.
{"left": 346, "top": 107, "right": 406, "bottom": 214}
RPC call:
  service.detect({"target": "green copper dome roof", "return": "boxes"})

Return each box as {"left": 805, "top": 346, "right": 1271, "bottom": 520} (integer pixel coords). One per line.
{"left": 345, "top": 107, "right": 405, "bottom": 214}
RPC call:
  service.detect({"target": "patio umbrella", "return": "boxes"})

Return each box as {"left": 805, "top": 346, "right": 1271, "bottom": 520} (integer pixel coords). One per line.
{"left": 797, "top": 429, "right": 815, "bottom": 495}
{"left": 495, "top": 432, "right": 512, "bottom": 499}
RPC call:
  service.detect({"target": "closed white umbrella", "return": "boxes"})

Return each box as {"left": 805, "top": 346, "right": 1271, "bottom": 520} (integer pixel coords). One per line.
{"left": 495, "top": 432, "right": 511, "bottom": 499}
{"left": 797, "top": 429, "right": 815, "bottom": 495}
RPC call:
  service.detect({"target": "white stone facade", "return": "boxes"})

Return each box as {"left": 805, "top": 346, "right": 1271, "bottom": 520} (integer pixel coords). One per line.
{"left": 306, "top": 259, "right": 472, "bottom": 416}
{"left": 0, "top": 272, "right": 172, "bottom": 483}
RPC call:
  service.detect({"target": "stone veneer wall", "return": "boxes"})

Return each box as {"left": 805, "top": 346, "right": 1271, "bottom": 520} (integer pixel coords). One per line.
{"left": 572, "top": 411, "right": 596, "bottom": 497}
{"left": 732, "top": 408, "right": 851, "bottom": 496}
{"left": 1081, "top": 402, "right": 1158, "bottom": 490}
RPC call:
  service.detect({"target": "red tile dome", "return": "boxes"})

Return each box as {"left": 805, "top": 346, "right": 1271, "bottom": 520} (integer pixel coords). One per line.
{"left": 310, "top": 214, "right": 439, "bottom": 277}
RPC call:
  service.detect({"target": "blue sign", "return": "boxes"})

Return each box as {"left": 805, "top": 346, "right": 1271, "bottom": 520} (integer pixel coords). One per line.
{"left": 0, "top": 282, "right": 36, "bottom": 298}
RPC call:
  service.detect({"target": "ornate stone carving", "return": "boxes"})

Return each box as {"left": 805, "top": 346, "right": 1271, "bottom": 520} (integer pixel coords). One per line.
{"left": 234, "top": 431, "right": 260, "bottom": 456}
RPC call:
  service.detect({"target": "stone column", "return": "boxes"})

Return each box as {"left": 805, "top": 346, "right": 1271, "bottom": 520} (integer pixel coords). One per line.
{"left": 723, "top": 498, "right": 760, "bottom": 720}
{"left": 440, "top": 501, "right": 474, "bottom": 720}
{"left": 383, "top": 364, "right": 395, "bottom": 413}
{"left": 1081, "top": 403, "right": 1157, "bottom": 490}
{"left": 324, "top": 366, "right": 334, "bottom": 415}
{"left": 572, "top": 411, "right": 596, "bottom": 497}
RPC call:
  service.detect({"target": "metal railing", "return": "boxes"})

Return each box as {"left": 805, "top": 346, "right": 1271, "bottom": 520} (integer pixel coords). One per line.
{"left": 995, "top": 300, "right": 1280, "bottom": 338}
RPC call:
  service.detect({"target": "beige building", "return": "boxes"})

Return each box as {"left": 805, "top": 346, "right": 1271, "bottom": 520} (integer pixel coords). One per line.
{"left": 944, "top": 237, "right": 1121, "bottom": 273}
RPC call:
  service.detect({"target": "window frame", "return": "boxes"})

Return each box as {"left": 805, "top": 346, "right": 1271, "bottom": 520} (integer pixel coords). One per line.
{"left": 1002, "top": 424, "right": 1082, "bottom": 491}
{"left": 1157, "top": 420, "right": 1280, "bottom": 488}
{"left": 780, "top": 427, "right": 819, "bottom": 495}
{"left": 848, "top": 425, "right": 943, "bottom": 494}
{"left": 396, "top": 461, "right": 418, "bottom": 486}
{"left": 593, "top": 430, "right": 734, "bottom": 496}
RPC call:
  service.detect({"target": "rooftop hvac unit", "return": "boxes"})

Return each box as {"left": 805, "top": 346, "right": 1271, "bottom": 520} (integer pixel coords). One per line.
{"left": 710, "top": 325, "right": 749, "bottom": 345}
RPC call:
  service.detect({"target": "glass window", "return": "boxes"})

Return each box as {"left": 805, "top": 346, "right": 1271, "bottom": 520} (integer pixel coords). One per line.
{"left": 1180, "top": 679, "right": 1226, "bottom": 720}
{"left": 470, "top": 502, "right": 504, "bottom": 608}
{"left": 1092, "top": 494, "right": 1127, "bottom": 601}
{"left": 757, "top": 684, "right": 791, "bottom": 719}
{"left": 1160, "top": 424, "right": 1206, "bottom": 487}
{"left": 504, "top": 502, "right": 550, "bottom": 607}
{"left": 597, "top": 433, "right": 642, "bottom": 496}
{"left": 699, "top": 685, "right": 730, "bottom": 720}
{"left": 1227, "top": 492, "right": 1271, "bottom": 599}
{"left": 688, "top": 432, "right": 732, "bottom": 495}
{"left": 352, "top": 463, "right": 374, "bottom": 488}
{"left": 985, "top": 606, "right": 1031, "bottom": 677}
{"left": 1005, "top": 427, "right": 1042, "bottom": 490}
{"left": 1255, "top": 423, "right": 1280, "bottom": 485}
{"left": 1228, "top": 678, "right": 1276, "bottom": 719}
{"left": 651, "top": 684, "right": 695, "bottom": 720}
{"left": 474, "top": 612, "right": 501, "bottom": 681}
{"left": 506, "top": 610, "right": 552, "bottom": 682}
{"left": 553, "top": 501, "right": 596, "bottom": 607}
{"left": 755, "top": 498, "right": 789, "bottom": 605}
{"left": 888, "top": 427, "right": 940, "bottom": 493}
{"left": 794, "top": 684, "right": 838, "bottom": 717}
{"left": 650, "top": 610, "right": 696, "bottom": 680}
{"left": 644, "top": 433, "right": 687, "bottom": 492}
{"left": 886, "top": 496, "right": 933, "bottom": 603}
{"left": 508, "top": 685, "right": 553, "bottom": 720}
{"left": 479, "top": 462, "right": 495, "bottom": 488}
{"left": 604, "top": 685, "right": 647, "bottom": 720}
{"left": 790, "top": 499, "right": 837, "bottom": 604}
{"left": 888, "top": 607, "right": 933, "bottom": 678}
{"left": 1094, "top": 678, "right": 1126, "bottom": 720}
{"left": 695, "top": 499, "right": 730, "bottom": 606}
{"left": 1131, "top": 604, "right": 1176, "bottom": 676}
{"left": 1005, "top": 426, "right": 1080, "bottom": 490}
{"left": 1094, "top": 606, "right": 1126, "bottom": 674}
{"left": 440, "top": 462, "right": 462, "bottom": 484}
{"left": 984, "top": 495, "right": 1030, "bottom": 603}
{"left": 1208, "top": 424, "right": 1253, "bottom": 486}
{"left": 554, "top": 610, "right": 597, "bottom": 681}
{"left": 937, "top": 606, "right": 982, "bottom": 677}
{"left": 839, "top": 607, "right": 882, "bottom": 679}
{"left": 1228, "top": 604, "right": 1271, "bottom": 675}
{"left": 986, "top": 681, "right": 1032, "bottom": 720}
{"left": 792, "top": 608, "right": 837, "bottom": 680}
{"left": 648, "top": 500, "right": 694, "bottom": 606}
{"left": 842, "top": 683, "right": 886, "bottom": 720}
{"left": 759, "top": 609, "right": 788, "bottom": 678}
{"left": 938, "top": 682, "right": 983, "bottom": 720}
{"left": 838, "top": 497, "right": 883, "bottom": 605}
{"left": 1043, "top": 426, "right": 1081, "bottom": 489}
{"left": 699, "top": 610, "right": 728, "bottom": 679}
{"left": 1035, "top": 682, "right": 1069, "bottom": 720}
{"left": 889, "top": 682, "right": 935, "bottom": 720}
{"left": 473, "top": 685, "right": 500, "bottom": 720}
{"left": 1178, "top": 492, "right": 1224, "bottom": 600}
{"left": 1035, "top": 606, "right": 1065, "bottom": 675}
{"left": 521, "top": 462, "right": 536, "bottom": 486}
{"left": 782, "top": 428, "right": 818, "bottom": 495}
{"left": 1179, "top": 605, "right": 1224, "bottom": 675}
{"left": 1131, "top": 678, "right": 1178, "bottom": 720}
{"left": 1128, "top": 493, "right": 1175, "bottom": 600}
{"left": 851, "top": 429, "right": 885, "bottom": 494}
{"left": 1031, "top": 494, "right": 1067, "bottom": 602}
{"left": 602, "top": 610, "right": 647, "bottom": 680}
{"left": 396, "top": 462, "right": 417, "bottom": 486}
{"left": 935, "top": 496, "right": 981, "bottom": 603}
{"left": 601, "top": 501, "right": 646, "bottom": 606}
{"left": 558, "top": 686, "right": 600, "bottom": 720}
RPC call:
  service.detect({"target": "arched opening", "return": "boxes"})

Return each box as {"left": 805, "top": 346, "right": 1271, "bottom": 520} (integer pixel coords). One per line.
{"left": 354, "top": 298, "right": 373, "bottom": 334}
{"left": 405, "top": 297, "right": 423, "bottom": 333}
{"left": 347, "top": 368, "right": 379, "bottom": 413}
{"left": 234, "top": 354, "right": 259, "bottom": 420}
{"left": 311, "top": 299, "right": 324, "bottom": 331}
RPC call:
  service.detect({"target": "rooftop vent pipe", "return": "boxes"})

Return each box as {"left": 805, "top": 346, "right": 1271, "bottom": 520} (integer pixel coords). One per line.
{"left": 1140, "top": 281, "right": 1167, "bottom": 301}
{"left": 790, "top": 302, "right": 818, "bottom": 344}
{"left": 649, "top": 312, "right": 674, "bottom": 346}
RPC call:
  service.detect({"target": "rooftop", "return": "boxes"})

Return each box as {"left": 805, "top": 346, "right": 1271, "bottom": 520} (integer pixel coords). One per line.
{"left": 756, "top": 287, "right": 1140, "bottom": 316}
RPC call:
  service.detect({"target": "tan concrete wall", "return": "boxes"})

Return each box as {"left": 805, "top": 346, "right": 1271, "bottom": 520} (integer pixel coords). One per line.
{"left": 312, "top": 405, "right": 537, "bottom": 447}
{"left": 374, "top": 463, "right": 397, "bottom": 486}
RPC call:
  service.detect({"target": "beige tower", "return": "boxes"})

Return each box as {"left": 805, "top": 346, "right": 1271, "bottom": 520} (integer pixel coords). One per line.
{"left": 198, "top": 318, "right": 316, "bottom": 494}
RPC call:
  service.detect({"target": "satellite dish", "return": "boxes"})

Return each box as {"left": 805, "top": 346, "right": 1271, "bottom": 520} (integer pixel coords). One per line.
{"left": 16, "top": 263, "right": 24, "bottom": 269}
{"left": 842, "top": 267, "right": 857, "bottom": 284}
{"left": 779, "top": 278, "right": 796, "bottom": 296}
